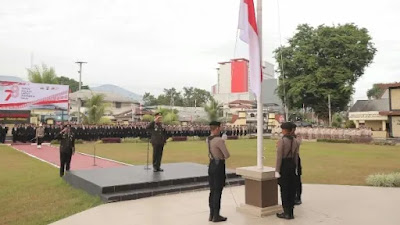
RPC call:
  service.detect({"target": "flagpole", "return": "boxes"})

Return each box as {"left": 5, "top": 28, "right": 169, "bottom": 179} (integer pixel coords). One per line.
{"left": 256, "top": 0, "right": 263, "bottom": 169}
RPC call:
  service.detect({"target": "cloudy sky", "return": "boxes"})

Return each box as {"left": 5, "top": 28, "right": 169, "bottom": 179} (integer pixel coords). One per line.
{"left": 0, "top": 0, "right": 399, "bottom": 100}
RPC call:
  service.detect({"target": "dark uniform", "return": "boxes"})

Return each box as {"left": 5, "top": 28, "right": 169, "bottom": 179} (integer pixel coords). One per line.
{"left": 207, "top": 121, "right": 230, "bottom": 222}
{"left": 146, "top": 118, "right": 167, "bottom": 172}
{"left": 57, "top": 127, "right": 75, "bottom": 177}
{"left": 275, "top": 122, "right": 299, "bottom": 220}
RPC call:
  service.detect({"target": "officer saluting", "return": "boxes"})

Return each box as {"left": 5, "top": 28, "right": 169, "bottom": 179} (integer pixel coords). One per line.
{"left": 56, "top": 125, "right": 75, "bottom": 177}
{"left": 146, "top": 113, "right": 167, "bottom": 172}
{"left": 207, "top": 121, "right": 230, "bottom": 222}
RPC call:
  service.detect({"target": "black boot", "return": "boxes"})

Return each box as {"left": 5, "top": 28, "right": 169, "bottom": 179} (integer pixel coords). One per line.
{"left": 212, "top": 209, "right": 227, "bottom": 222}
{"left": 209, "top": 208, "right": 213, "bottom": 221}
{"left": 294, "top": 198, "right": 302, "bottom": 205}
{"left": 288, "top": 207, "right": 294, "bottom": 219}
{"left": 276, "top": 208, "right": 293, "bottom": 220}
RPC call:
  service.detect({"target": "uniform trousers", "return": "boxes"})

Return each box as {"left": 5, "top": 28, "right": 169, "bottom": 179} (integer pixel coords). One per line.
{"left": 60, "top": 151, "right": 72, "bottom": 176}
{"left": 152, "top": 144, "right": 164, "bottom": 170}
{"left": 278, "top": 158, "right": 296, "bottom": 209}
{"left": 37, "top": 137, "right": 43, "bottom": 146}
{"left": 208, "top": 159, "right": 226, "bottom": 215}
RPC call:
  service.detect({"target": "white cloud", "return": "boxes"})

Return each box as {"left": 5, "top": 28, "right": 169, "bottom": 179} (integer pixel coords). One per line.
{"left": 0, "top": 0, "right": 399, "bottom": 100}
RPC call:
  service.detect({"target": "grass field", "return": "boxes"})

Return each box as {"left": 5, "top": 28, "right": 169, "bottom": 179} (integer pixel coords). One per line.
{"left": 1, "top": 139, "right": 399, "bottom": 225}
{"left": 0, "top": 145, "right": 101, "bottom": 225}
{"left": 77, "top": 139, "right": 400, "bottom": 185}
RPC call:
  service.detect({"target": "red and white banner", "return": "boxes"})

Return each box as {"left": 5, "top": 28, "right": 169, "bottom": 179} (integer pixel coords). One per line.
{"left": 0, "top": 81, "right": 69, "bottom": 110}
{"left": 238, "top": 0, "right": 261, "bottom": 98}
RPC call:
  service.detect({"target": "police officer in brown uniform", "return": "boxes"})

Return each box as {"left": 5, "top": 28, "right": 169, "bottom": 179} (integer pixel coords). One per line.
{"left": 207, "top": 121, "right": 230, "bottom": 222}
{"left": 275, "top": 122, "right": 299, "bottom": 220}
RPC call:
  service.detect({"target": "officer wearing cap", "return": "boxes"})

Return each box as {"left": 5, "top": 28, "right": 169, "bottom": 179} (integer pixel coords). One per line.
{"left": 207, "top": 121, "right": 230, "bottom": 222}
{"left": 275, "top": 122, "right": 299, "bottom": 220}
{"left": 146, "top": 112, "right": 167, "bottom": 172}
{"left": 56, "top": 124, "right": 75, "bottom": 177}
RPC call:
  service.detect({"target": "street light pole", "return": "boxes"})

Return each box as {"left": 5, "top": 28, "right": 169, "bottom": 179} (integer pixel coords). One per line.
{"left": 75, "top": 61, "right": 87, "bottom": 124}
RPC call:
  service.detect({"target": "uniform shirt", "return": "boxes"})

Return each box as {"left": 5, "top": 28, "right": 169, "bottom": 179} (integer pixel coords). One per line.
{"left": 275, "top": 136, "right": 299, "bottom": 173}
{"left": 207, "top": 136, "right": 230, "bottom": 160}
{"left": 36, "top": 127, "right": 45, "bottom": 138}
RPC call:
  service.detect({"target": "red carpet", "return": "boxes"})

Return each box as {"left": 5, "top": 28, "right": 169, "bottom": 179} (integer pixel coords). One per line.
{"left": 12, "top": 144, "right": 126, "bottom": 170}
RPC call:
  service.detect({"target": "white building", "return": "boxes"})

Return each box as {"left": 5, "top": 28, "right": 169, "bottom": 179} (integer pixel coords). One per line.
{"left": 212, "top": 58, "right": 280, "bottom": 107}
{"left": 69, "top": 90, "right": 139, "bottom": 117}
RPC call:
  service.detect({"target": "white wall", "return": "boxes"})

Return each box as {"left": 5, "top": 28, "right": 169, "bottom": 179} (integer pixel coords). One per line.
{"left": 218, "top": 63, "right": 231, "bottom": 94}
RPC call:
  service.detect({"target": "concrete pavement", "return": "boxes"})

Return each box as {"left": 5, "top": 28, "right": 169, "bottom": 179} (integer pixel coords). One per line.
{"left": 52, "top": 184, "right": 400, "bottom": 225}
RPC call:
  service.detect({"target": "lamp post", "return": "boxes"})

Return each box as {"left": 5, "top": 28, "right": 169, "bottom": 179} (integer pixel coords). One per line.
{"left": 75, "top": 61, "right": 87, "bottom": 124}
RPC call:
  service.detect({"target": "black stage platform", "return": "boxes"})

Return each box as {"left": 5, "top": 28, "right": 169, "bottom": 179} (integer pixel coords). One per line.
{"left": 64, "top": 162, "right": 244, "bottom": 203}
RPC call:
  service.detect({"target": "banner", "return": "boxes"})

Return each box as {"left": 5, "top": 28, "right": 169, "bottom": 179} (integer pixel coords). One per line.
{"left": 0, "top": 110, "right": 30, "bottom": 124}
{"left": 0, "top": 81, "right": 69, "bottom": 110}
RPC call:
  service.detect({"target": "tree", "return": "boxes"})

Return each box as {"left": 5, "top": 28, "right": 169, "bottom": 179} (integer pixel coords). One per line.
{"left": 192, "top": 88, "right": 212, "bottom": 107}
{"left": 142, "top": 114, "right": 154, "bottom": 122}
{"left": 367, "top": 84, "right": 384, "bottom": 100}
{"left": 274, "top": 24, "right": 377, "bottom": 119}
{"left": 332, "top": 113, "right": 344, "bottom": 128}
{"left": 84, "top": 94, "right": 108, "bottom": 124}
{"left": 59, "top": 76, "right": 89, "bottom": 92}
{"left": 204, "top": 98, "right": 223, "bottom": 122}
{"left": 143, "top": 92, "right": 158, "bottom": 106}
{"left": 27, "top": 64, "right": 59, "bottom": 84}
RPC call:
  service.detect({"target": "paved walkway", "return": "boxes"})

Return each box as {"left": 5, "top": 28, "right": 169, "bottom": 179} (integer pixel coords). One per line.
{"left": 52, "top": 184, "right": 400, "bottom": 225}
{"left": 12, "top": 144, "right": 127, "bottom": 170}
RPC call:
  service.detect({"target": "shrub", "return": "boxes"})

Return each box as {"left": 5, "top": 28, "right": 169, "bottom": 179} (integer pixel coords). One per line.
{"left": 317, "top": 139, "right": 352, "bottom": 144}
{"left": 122, "top": 138, "right": 141, "bottom": 143}
{"left": 75, "top": 139, "right": 84, "bottom": 144}
{"left": 366, "top": 173, "right": 400, "bottom": 187}
{"left": 371, "top": 140, "right": 396, "bottom": 146}
{"left": 345, "top": 120, "right": 356, "bottom": 128}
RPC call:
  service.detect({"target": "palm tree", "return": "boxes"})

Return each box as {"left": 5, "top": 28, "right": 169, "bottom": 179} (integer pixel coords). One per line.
{"left": 27, "top": 64, "right": 59, "bottom": 84}
{"left": 204, "top": 98, "right": 222, "bottom": 122}
{"left": 85, "top": 94, "right": 108, "bottom": 124}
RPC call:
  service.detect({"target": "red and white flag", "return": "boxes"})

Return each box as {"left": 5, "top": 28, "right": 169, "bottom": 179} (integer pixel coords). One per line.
{"left": 238, "top": 0, "right": 261, "bottom": 98}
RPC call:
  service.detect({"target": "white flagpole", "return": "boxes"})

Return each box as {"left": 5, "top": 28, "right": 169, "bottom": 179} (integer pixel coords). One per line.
{"left": 256, "top": 0, "right": 263, "bottom": 169}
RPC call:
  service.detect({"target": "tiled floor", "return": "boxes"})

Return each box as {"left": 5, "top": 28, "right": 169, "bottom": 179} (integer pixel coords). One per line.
{"left": 52, "top": 184, "right": 400, "bottom": 225}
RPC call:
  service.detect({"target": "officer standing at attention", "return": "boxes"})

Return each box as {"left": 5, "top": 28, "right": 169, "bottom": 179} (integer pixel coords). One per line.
{"left": 207, "top": 121, "right": 230, "bottom": 223}
{"left": 275, "top": 122, "right": 299, "bottom": 220}
{"left": 146, "top": 113, "right": 167, "bottom": 172}
{"left": 291, "top": 123, "right": 302, "bottom": 205}
{"left": 56, "top": 125, "right": 75, "bottom": 177}
{"left": 35, "top": 124, "right": 45, "bottom": 149}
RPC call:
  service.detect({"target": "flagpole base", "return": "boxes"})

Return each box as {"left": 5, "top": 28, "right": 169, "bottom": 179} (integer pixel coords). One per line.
{"left": 236, "top": 166, "right": 282, "bottom": 217}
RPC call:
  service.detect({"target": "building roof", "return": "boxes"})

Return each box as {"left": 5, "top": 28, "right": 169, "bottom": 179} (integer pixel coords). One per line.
{"left": 379, "top": 111, "right": 400, "bottom": 116}
{"left": 375, "top": 82, "right": 400, "bottom": 98}
{"left": 69, "top": 90, "right": 138, "bottom": 103}
{"left": 349, "top": 99, "right": 389, "bottom": 112}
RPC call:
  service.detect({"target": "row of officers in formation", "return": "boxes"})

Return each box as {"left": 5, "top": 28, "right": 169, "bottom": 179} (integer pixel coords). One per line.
{"left": 6, "top": 123, "right": 256, "bottom": 143}
{"left": 274, "top": 126, "right": 373, "bottom": 142}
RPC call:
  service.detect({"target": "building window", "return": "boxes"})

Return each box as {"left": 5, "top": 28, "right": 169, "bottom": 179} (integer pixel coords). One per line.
{"left": 115, "top": 102, "right": 122, "bottom": 109}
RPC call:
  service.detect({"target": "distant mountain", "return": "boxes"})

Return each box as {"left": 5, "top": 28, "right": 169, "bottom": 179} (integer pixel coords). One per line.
{"left": 91, "top": 84, "right": 142, "bottom": 102}
{"left": 0, "top": 75, "right": 25, "bottom": 82}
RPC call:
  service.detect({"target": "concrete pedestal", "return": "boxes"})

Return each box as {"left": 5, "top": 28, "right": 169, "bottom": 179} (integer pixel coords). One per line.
{"left": 236, "top": 166, "right": 282, "bottom": 217}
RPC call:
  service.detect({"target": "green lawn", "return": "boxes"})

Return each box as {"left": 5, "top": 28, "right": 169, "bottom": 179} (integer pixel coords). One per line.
{"left": 2, "top": 140, "right": 399, "bottom": 225}
{"left": 77, "top": 139, "right": 400, "bottom": 186}
{"left": 0, "top": 145, "right": 101, "bottom": 225}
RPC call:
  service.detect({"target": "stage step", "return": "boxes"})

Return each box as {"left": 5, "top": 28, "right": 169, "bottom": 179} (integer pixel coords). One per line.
{"left": 101, "top": 177, "right": 244, "bottom": 203}
{"left": 63, "top": 163, "right": 245, "bottom": 203}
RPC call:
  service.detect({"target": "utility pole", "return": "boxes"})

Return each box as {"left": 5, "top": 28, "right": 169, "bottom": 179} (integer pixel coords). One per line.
{"left": 75, "top": 61, "right": 87, "bottom": 124}
{"left": 328, "top": 94, "right": 332, "bottom": 127}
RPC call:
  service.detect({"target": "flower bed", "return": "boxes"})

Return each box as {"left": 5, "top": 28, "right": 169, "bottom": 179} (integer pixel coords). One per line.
{"left": 172, "top": 136, "right": 188, "bottom": 141}
{"left": 101, "top": 138, "right": 121, "bottom": 143}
